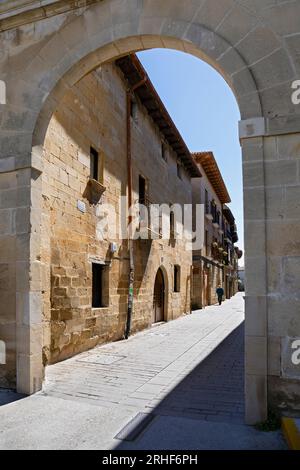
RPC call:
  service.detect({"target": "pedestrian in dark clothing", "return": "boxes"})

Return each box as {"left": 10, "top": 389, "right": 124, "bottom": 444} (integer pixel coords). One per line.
{"left": 216, "top": 286, "right": 224, "bottom": 306}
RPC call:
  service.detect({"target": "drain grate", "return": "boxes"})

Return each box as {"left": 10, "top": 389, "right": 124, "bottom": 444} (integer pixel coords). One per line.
{"left": 77, "top": 354, "right": 126, "bottom": 365}
{"left": 115, "top": 412, "right": 155, "bottom": 441}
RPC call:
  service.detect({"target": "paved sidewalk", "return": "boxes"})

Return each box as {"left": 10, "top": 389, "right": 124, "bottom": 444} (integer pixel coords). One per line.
{"left": 0, "top": 294, "right": 287, "bottom": 449}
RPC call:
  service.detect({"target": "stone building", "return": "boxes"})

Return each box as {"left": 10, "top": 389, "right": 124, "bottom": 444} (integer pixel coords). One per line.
{"left": 191, "top": 152, "right": 241, "bottom": 309}
{"left": 223, "top": 205, "right": 243, "bottom": 299}
{"left": 40, "top": 54, "right": 200, "bottom": 366}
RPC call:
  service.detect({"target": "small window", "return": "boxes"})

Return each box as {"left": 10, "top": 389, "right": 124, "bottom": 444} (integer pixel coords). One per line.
{"left": 161, "top": 143, "right": 167, "bottom": 162}
{"left": 205, "top": 190, "right": 209, "bottom": 214}
{"left": 131, "top": 99, "right": 138, "bottom": 121}
{"left": 205, "top": 230, "right": 209, "bottom": 254}
{"left": 90, "top": 147, "right": 99, "bottom": 181}
{"left": 92, "top": 263, "right": 108, "bottom": 308}
{"left": 139, "top": 174, "right": 148, "bottom": 206}
{"left": 90, "top": 147, "right": 104, "bottom": 183}
{"left": 174, "top": 265, "right": 181, "bottom": 293}
{"left": 211, "top": 200, "right": 217, "bottom": 222}
{"left": 170, "top": 211, "right": 175, "bottom": 237}
{"left": 177, "top": 162, "right": 183, "bottom": 179}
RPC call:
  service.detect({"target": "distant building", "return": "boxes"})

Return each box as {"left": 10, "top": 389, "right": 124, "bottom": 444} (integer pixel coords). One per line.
{"left": 238, "top": 267, "right": 245, "bottom": 291}
{"left": 191, "top": 152, "right": 242, "bottom": 308}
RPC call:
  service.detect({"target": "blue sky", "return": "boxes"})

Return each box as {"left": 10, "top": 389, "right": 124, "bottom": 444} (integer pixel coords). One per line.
{"left": 137, "top": 49, "right": 244, "bottom": 264}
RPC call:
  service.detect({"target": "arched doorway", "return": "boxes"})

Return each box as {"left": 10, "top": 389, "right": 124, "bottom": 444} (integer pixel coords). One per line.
{"left": 153, "top": 268, "right": 165, "bottom": 324}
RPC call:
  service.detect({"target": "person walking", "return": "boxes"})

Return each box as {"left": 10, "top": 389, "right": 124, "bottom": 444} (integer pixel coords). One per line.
{"left": 216, "top": 286, "right": 224, "bottom": 306}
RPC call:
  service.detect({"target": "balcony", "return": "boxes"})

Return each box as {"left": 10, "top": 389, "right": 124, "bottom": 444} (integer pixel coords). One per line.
{"left": 210, "top": 243, "right": 226, "bottom": 264}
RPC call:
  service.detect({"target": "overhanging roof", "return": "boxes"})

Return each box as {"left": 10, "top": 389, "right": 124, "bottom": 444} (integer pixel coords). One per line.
{"left": 115, "top": 54, "right": 201, "bottom": 179}
{"left": 223, "top": 205, "right": 235, "bottom": 225}
{"left": 192, "top": 152, "right": 231, "bottom": 204}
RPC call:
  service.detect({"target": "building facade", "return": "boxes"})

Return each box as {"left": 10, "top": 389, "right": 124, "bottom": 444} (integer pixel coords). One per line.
{"left": 40, "top": 55, "right": 200, "bottom": 366}
{"left": 191, "top": 152, "right": 241, "bottom": 309}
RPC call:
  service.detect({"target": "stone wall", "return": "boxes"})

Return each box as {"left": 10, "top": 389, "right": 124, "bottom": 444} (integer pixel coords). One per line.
{"left": 264, "top": 134, "right": 300, "bottom": 412}
{"left": 41, "top": 62, "right": 193, "bottom": 365}
{"left": 0, "top": 170, "right": 18, "bottom": 388}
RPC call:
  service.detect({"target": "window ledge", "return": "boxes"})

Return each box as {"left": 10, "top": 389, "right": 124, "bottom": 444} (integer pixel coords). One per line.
{"left": 84, "top": 178, "right": 106, "bottom": 205}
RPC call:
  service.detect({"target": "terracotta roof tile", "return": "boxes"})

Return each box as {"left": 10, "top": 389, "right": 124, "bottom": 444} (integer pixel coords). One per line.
{"left": 192, "top": 151, "right": 231, "bottom": 204}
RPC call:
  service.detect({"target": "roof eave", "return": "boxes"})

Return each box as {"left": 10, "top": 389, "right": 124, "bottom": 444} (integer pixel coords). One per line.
{"left": 116, "top": 54, "right": 201, "bottom": 179}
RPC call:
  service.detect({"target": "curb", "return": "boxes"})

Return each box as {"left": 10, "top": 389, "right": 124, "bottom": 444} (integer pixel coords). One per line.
{"left": 282, "top": 417, "right": 300, "bottom": 450}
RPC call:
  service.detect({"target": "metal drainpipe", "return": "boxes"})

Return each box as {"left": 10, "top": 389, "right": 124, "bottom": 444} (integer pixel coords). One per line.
{"left": 124, "top": 75, "right": 148, "bottom": 340}
{"left": 125, "top": 90, "right": 134, "bottom": 340}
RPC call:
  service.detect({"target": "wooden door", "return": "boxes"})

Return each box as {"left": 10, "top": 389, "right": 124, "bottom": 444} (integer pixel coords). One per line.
{"left": 153, "top": 269, "right": 165, "bottom": 323}
{"left": 203, "top": 270, "right": 209, "bottom": 307}
{"left": 202, "top": 271, "right": 206, "bottom": 307}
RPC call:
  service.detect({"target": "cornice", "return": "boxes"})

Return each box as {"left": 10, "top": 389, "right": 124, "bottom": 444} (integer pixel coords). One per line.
{"left": 0, "top": 0, "right": 101, "bottom": 32}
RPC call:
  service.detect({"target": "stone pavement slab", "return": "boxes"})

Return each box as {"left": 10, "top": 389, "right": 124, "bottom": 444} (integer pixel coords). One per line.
{"left": 0, "top": 294, "right": 287, "bottom": 449}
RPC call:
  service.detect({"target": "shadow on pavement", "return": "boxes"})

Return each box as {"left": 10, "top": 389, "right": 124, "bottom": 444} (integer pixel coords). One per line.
{"left": 0, "top": 389, "right": 26, "bottom": 407}
{"left": 113, "top": 322, "right": 246, "bottom": 449}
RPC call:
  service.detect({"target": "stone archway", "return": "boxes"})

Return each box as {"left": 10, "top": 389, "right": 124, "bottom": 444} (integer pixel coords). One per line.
{"left": 0, "top": 0, "right": 300, "bottom": 424}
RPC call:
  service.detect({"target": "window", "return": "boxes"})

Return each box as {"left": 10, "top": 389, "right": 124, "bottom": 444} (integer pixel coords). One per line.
{"left": 139, "top": 175, "right": 147, "bottom": 205}
{"left": 211, "top": 200, "right": 217, "bottom": 222}
{"left": 90, "top": 146, "right": 104, "bottom": 184}
{"left": 130, "top": 98, "right": 138, "bottom": 121}
{"left": 161, "top": 143, "right": 167, "bottom": 162}
{"left": 92, "top": 263, "right": 108, "bottom": 308}
{"left": 205, "top": 189, "right": 209, "bottom": 214}
{"left": 90, "top": 147, "right": 99, "bottom": 181}
{"left": 170, "top": 210, "right": 175, "bottom": 237}
{"left": 205, "top": 230, "right": 209, "bottom": 255}
{"left": 177, "top": 162, "right": 183, "bottom": 179}
{"left": 174, "top": 265, "right": 181, "bottom": 292}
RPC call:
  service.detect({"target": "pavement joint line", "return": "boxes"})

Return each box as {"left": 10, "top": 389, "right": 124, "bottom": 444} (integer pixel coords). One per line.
{"left": 132, "top": 315, "right": 244, "bottom": 395}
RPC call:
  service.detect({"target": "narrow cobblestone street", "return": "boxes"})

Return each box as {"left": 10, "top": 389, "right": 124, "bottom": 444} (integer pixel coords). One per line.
{"left": 0, "top": 294, "right": 286, "bottom": 450}
{"left": 44, "top": 293, "right": 245, "bottom": 423}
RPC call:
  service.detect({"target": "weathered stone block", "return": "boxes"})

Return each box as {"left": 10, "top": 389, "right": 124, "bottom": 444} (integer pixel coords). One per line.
{"left": 245, "top": 296, "right": 267, "bottom": 337}
{"left": 245, "top": 335, "right": 267, "bottom": 376}
{"left": 245, "top": 374, "right": 267, "bottom": 425}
